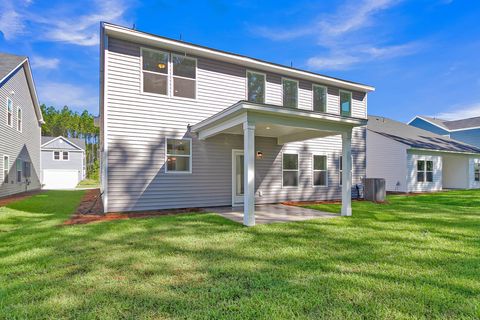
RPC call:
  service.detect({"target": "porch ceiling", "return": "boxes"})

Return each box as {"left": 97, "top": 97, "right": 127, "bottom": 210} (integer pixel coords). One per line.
{"left": 191, "top": 101, "right": 367, "bottom": 144}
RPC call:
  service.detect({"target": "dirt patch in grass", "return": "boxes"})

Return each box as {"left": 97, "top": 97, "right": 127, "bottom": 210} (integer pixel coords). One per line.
{"left": 0, "top": 190, "right": 43, "bottom": 207}
{"left": 65, "top": 189, "right": 204, "bottom": 225}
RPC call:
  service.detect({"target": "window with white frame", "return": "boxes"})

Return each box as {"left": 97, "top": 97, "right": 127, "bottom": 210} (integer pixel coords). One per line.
{"left": 62, "top": 151, "right": 69, "bottom": 161}
{"left": 166, "top": 138, "right": 191, "bottom": 173}
{"left": 172, "top": 54, "right": 196, "bottom": 99}
{"left": 6, "top": 98, "right": 13, "bottom": 127}
{"left": 283, "top": 153, "right": 298, "bottom": 187}
{"left": 339, "top": 90, "right": 352, "bottom": 117}
{"left": 474, "top": 162, "right": 479, "bottom": 182}
{"left": 53, "top": 151, "right": 60, "bottom": 160}
{"left": 16, "top": 159, "right": 22, "bottom": 183}
{"left": 3, "top": 155, "right": 9, "bottom": 183}
{"left": 313, "top": 85, "right": 327, "bottom": 112}
{"left": 142, "top": 48, "right": 169, "bottom": 95}
{"left": 313, "top": 155, "right": 327, "bottom": 186}
{"left": 417, "top": 160, "right": 433, "bottom": 182}
{"left": 246, "top": 71, "right": 265, "bottom": 103}
{"left": 283, "top": 79, "right": 298, "bottom": 108}
{"left": 17, "top": 107, "right": 22, "bottom": 132}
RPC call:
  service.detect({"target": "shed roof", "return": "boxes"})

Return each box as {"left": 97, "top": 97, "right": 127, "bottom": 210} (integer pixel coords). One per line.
{"left": 41, "top": 136, "right": 86, "bottom": 150}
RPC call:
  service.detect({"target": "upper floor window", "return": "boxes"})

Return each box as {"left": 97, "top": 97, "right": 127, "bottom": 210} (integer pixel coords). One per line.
{"left": 417, "top": 160, "right": 433, "bottom": 183}
{"left": 6, "top": 98, "right": 13, "bottom": 127}
{"left": 313, "top": 85, "right": 327, "bottom": 112}
{"left": 172, "top": 54, "right": 196, "bottom": 99}
{"left": 142, "top": 48, "right": 169, "bottom": 95}
{"left": 17, "top": 107, "right": 22, "bottom": 132}
{"left": 282, "top": 153, "right": 298, "bottom": 187}
{"left": 339, "top": 90, "right": 352, "bottom": 117}
{"left": 283, "top": 79, "right": 298, "bottom": 108}
{"left": 166, "top": 138, "right": 192, "bottom": 173}
{"left": 246, "top": 71, "right": 265, "bottom": 103}
{"left": 474, "top": 162, "right": 479, "bottom": 182}
{"left": 313, "top": 155, "right": 327, "bottom": 186}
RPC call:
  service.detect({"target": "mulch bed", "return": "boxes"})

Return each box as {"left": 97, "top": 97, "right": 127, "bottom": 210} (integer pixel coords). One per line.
{"left": 0, "top": 190, "right": 43, "bottom": 207}
{"left": 64, "top": 189, "right": 204, "bottom": 225}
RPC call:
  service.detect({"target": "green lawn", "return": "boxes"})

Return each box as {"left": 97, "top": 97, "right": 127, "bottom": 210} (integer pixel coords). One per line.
{"left": 76, "top": 179, "right": 100, "bottom": 189}
{"left": 0, "top": 190, "right": 479, "bottom": 319}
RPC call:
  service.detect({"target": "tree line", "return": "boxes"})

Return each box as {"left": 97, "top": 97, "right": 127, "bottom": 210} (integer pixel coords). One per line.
{"left": 40, "top": 105, "right": 99, "bottom": 180}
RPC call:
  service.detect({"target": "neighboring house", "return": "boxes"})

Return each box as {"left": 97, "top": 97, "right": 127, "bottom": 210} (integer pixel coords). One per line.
{"left": 0, "top": 53, "right": 44, "bottom": 198}
{"left": 99, "top": 23, "right": 375, "bottom": 226}
{"left": 41, "top": 136, "right": 86, "bottom": 189}
{"left": 367, "top": 115, "right": 480, "bottom": 193}
{"left": 408, "top": 115, "right": 480, "bottom": 148}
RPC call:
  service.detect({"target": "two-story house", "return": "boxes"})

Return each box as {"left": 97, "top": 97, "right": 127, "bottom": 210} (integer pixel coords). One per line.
{"left": 408, "top": 115, "right": 480, "bottom": 148}
{"left": 0, "top": 53, "right": 43, "bottom": 198}
{"left": 99, "top": 23, "right": 375, "bottom": 226}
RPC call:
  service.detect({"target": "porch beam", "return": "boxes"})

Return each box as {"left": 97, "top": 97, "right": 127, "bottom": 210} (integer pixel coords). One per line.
{"left": 341, "top": 130, "right": 352, "bottom": 216}
{"left": 277, "top": 130, "right": 336, "bottom": 145}
{"left": 243, "top": 121, "right": 256, "bottom": 226}
{"left": 197, "top": 113, "right": 248, "bottom": 140}
{"left": 251, "top": 113, "right": 356, "bottom": 133}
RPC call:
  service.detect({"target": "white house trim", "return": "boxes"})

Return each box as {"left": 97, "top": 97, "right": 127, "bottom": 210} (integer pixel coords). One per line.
{"left": 407, "top": 116, "right": 450, "bottom": 132}
{"left": 41, "top": 136, "right": 84, "bottom": 151}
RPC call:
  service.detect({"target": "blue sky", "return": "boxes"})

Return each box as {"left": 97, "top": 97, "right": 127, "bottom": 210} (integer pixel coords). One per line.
{"left": 1, "top": 0, "right": 479, "bottom": 121}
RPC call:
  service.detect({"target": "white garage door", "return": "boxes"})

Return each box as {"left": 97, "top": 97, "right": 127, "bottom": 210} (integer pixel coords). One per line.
{"left": 43, "top": 170, "right": 79, "bottom": 190}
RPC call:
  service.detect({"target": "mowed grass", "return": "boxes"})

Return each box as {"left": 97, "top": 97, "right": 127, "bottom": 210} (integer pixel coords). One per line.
{"left": 0, "top": 190, "right": 479, "bottom": 319}
{"left": 76, "top": 179, "right": 100, "bottom": 189}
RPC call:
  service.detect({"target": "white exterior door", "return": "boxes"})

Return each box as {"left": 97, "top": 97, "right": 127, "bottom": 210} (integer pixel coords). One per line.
{"left": 232, "top": 150, "right": 244, "bottom": 206}
{"left": 42, "top": 169, "right": 79, "bottom": 190}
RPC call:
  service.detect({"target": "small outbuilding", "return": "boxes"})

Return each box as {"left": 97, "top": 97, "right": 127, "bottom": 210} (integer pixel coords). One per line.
{"left": 41, "top": 136, "right": 86, "bottom": 189}
{"left": 367, "top": 115, "right": 480, "bottom": 193}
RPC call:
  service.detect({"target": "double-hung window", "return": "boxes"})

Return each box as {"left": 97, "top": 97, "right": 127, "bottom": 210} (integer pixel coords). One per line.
{"left": 172, "top": 54, "right": 196, "bottom": 99}
{"left": 283, "top": 79, "right": 298, "bottom": 108}
{"left": 17, "top": 107, "right": 22, "bottom": 132}
{"left": 62, "top": 151, "right": 69, "bottom": 161}
{"left": 282, "top": 153, "right": 298, "bottom": 187}
{"left": 23, "top": 161, "right": 31, "bottom": 179}
{"left": 142, "top": 48, "right": 169, "bottom": 95}
{"left": 417, "top": 160, "right": 433, "bottom": 182}
{"left": 53, "top": 151, "right": 60, "bottom": 160}
{"left": 166, "top": 138, "right": 191, "bottom": 173}
{"left": 474, "top": 162, "right": 479, "bottom": 182}
{"left": 3, "top": 155, "right": 9, "bottom": 183}
{"left": 313, "top": 155, "right": 327, "bottom": 186}
{"left": 16, "top": 159, "right": 22, "bottom": 183}
{"left": 6, "top": 98, "right": 13, "bottom": 127}
{"left": 339, "top": 90, "right": 352, "bottom": 117}
{"left": 313, "top": 85, "right": 327, "bottom": 112}
{"left": 246, "top": 71, "right": 265, "bottom": 103}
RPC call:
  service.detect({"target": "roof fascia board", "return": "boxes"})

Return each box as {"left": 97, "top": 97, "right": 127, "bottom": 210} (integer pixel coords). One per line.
{"left": 409, "top": 116, "right": 450, "bottom": 132}
{"left": 41, "top": 136, "right": 84, "bottom": 151}
{"left": 449, "top": 126, "right": 480, "bottom": 132}
{"left": 103, "top": 24, "right": 375, "bottom": 93}
{"left": 408, "top": 147, "right": 480, "bottom": 156}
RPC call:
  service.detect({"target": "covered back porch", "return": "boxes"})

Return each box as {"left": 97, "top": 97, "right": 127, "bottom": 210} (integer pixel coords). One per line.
{"left": 192, "top": 101, "right": 366, "bottom": 226}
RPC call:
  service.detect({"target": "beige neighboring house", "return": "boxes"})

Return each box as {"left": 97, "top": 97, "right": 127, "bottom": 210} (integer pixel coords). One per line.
{"left": 0, "top": 53, "right": 44, "bottom": 198}
{"left": 99, "top": 23, "right": 375, "bottom": 226}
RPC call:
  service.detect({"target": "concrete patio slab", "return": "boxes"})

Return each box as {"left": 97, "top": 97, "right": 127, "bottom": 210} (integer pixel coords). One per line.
{"left": 205, "top": 204, "right": 338, "bottom": 225}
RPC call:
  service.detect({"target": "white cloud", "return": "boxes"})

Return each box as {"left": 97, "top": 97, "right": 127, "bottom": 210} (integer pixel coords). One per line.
{"left": 434, "top": 103, "right": 480, "bottom": 120}
{"left": 37, "top": 82, "right": 98, "bottom": 110}
{"left": 0, "top": 0, "right": 131, "bottom": 46}
{"left": 31, "top": 56, "right": 60, "bottom": 69}
{"left": 307, "top": 55, "right": 360, "bottom": 70}
{"left": 0, "top": 2, "right": 25, "bottom": 40}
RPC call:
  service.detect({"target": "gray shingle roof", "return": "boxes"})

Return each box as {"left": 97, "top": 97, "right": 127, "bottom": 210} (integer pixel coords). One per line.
{"left": 369, "top": 115, "right": 480, "bottom": 154}
{"left": 41, "top": 136, "right": 86, "bottom": 150}
{"left": 416, "top": 115, "right": 450, "bottom": 131}
{"left": 0, "top": 53, "right": 26, "bottom": 82}
{"left": 444, "top": 116, "right": 480, "bottom": 130}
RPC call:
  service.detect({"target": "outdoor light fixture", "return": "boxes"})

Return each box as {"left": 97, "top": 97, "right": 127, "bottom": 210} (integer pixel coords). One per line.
{"left": 158, "top": 63, "right": 166, "bottom": 69}
{"left": 265, "top": 126, "right": 271, "bottom": 130}
{"left": 256, "top": 151, "right": 263, "bottom": 159}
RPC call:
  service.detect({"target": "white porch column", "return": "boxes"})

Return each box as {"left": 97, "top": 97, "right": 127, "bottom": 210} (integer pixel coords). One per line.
{"left": 243, "top": 122, "right": 256, "bottom": 226}
{"left": 341, "top": 130, "right": 352, "bottom": 216}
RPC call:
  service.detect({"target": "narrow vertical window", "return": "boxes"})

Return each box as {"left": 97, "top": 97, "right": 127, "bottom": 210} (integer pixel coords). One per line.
{"left": 313, "top": 155, "right": 327, "bottom": 186}
{"left": 283, "top": 153, "right": 299, "bottom": 187}
{"left": 283, "top": 79, "right": 298, "bottom": 108}
{"left": 246, "top": 71, "right": 265, "bottom": 103}
{"left": 16, "top": 159, "right": 22, "bottom": 183}
{"left": 3, "top": 155, "right": 9, "bottom": 183}
{"left": 475, "top": 163, "right": 480, "bottom": 182}
{"left": 142, "top": 48, "right": 169, "bottom": 95}
{"left": 23, "top": 161, "right": 31, "bottom": 178}
{"left": 313, "top": 85, "right": 327, "bottom": 112}
{"left": 6, "top": 98, "right": 13, "bottom": 127}
{"left": 17, "top": 107, "right": 22, "bottom": 132}
{"left": 339, "top": 90, "right": 352, "bottom": 117}
{"left": 166, "top": 138, "right": 192, "bottom": 173}
{"left": 172, "top": 54, "right": 196, "bottom": 99}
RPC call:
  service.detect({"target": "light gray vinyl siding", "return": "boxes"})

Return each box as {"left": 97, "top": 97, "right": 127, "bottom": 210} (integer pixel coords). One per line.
{"left": 104, "top": 37, "right": 367, "bottom": 212}
{"left": 42, "top": 138, "right": 81, "bottom": 150}
{"left": 0, "top": 66, "right": 41, "bottom": 198}
{"left": 41, "top": 150, "right": 84, "bottom": 182}
{"left": 406, "top": 151, "right": 442, "bottom": 192}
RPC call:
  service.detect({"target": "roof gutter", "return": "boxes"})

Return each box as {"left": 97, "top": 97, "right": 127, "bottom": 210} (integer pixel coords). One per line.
{"left": 409, "top": 147, "right": 480, "bottom": 156}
